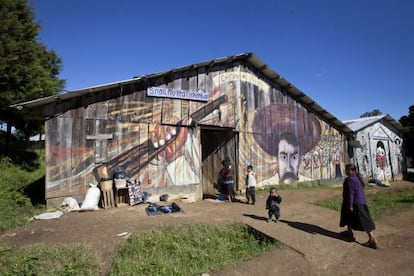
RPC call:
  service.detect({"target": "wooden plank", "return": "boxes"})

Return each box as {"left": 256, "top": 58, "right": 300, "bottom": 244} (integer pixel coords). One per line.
{"left": 189, "top": 68, "right": 205, "bottom": 120}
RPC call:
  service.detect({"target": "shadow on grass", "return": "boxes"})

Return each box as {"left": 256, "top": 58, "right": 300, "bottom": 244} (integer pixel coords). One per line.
{"left": 23, "top": 175, "right": 46, "bottom": 206}
{"left": 0, "top": 145, "right": 41, "bottom": 172}
{"left": 398, "top": 197, "right": 414, "bottom": 203}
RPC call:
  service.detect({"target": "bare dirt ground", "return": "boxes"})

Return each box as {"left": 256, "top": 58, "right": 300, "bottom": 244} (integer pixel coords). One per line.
{"left": 1, "top": 181, "right": 414, "bottom": 276}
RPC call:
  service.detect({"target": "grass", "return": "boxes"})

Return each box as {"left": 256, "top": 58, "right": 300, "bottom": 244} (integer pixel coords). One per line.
{"left": 0, "top": 151, "right": 46, "bottom": 232}
{"left": 0, "top": 244, "right": 100, "bottom": 276}
{"left": 1, "top": 223, "right": 280, "bottom": 276}
{"left": 109, "top": 223, "right": 281, "bottom": 275}
{"left": 315, "top": 186, "right": 414, "bottom": 219}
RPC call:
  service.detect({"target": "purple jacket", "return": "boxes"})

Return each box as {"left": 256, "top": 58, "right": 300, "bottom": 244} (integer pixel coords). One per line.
{"left": 342, "top": 175, "right": 366, "bottom": 208}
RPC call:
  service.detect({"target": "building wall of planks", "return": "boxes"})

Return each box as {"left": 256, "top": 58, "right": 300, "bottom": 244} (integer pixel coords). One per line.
{"left": 353, "top": 121, "right": 405, "bottom": 183}
{"left": 43, "top": 62, "right": 347, "bottom": 208}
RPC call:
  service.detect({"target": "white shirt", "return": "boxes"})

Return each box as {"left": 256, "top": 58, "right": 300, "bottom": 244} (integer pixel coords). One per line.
{"left": 247, "top": 171, "right": 257, "bottom": 187}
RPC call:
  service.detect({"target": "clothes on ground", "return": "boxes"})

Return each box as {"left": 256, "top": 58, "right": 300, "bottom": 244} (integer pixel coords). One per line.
{"left": 145, "top": 202, "right": 182, "bottom": 216}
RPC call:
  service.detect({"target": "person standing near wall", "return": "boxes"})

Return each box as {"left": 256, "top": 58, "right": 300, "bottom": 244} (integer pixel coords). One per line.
{"left": 222, "top": 157, "right": 235, "bottom": 203}
{"left": 340, "top": 163, "right": 377, "bottom": 249}
{"left": 245, "top": 165, "right": 256, "bottom": 205}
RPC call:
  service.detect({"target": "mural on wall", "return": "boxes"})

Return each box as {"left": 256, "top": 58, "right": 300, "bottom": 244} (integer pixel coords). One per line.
{"left": 45, "top": 67, "right": 239, "bottom": 196}
{"left": 251, "top": 104, "right": 321, "bottom": 184}
{"left": 45, "top": 64, "right": 347, "bottom": 201}
{"left": 238, "top": 103, "right": 344, "bottom": 186}
{"left": 375, "top": 141, "right": 387, "bottom": 182}
{"left": 229, "top": 67, "right": 345, "bottom": 186}
{"left": 353, "top": 122, "right": 404, "bottom": 182}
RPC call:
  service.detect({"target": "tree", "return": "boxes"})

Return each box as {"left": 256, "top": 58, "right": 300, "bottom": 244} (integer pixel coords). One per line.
{"left": 0, "top": 0, "right": 65, "bottom": 146}
{"left": 399, "top": 105, "right": 414, "bottom": 163}
{"left": 360, "top": 109, "right": 382, "bottom": 118}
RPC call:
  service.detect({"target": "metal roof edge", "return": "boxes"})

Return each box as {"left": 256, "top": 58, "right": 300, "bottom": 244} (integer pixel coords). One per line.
{"left": 343, "top": 114, "right": 405, "bottom": 134}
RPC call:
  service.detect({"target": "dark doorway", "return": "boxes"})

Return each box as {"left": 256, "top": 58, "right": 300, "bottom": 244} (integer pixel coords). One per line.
{"left": 200, "top": 127, "right": 238, "bottom": 197}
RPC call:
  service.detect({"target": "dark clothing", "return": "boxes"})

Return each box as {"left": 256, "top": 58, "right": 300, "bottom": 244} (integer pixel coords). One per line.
{"left": 214, "top": 169, "right": 226, "bottom": 195}
{"left": 222, "top": 165, "right": 235, "bottom": 201}
{"left": 340, "top": 175, "right": 375, "bottom": 232}
{"left": 246, "top": 187, "right": 256, "bottom": 204}
{"left": 266, "top": 195, "right": 282, "bottom": 219}
{"left": 342, "top": 175, "right": 367, "bottom": 208}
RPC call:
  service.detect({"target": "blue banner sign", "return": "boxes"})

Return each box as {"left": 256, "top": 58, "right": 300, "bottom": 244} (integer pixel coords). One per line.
{"left": 147, "top": 87, "right": 209, "bottom": 102}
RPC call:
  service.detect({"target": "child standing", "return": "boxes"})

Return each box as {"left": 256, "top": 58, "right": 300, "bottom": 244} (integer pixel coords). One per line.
{"left": 266, "top": 187, "right": 282, "bottom": 222}
{"left": 245, "top": 165, "right": 256, "bottom": 205}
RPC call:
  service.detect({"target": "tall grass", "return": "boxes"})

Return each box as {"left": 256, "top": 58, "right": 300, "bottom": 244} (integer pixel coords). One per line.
{"left": 110, "top": 223, "right": 281, "bottom": 275}
{"left": 0, "top": 151, "right": 46, "bottom": 232}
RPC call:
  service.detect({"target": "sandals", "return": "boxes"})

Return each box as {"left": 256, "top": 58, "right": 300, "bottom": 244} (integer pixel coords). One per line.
{"left": 362, "top": 240, "right": 377, "bottom": 249}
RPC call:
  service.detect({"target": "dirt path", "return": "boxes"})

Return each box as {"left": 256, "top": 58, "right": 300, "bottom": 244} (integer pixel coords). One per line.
{"left": 1, "top": 181, "right": 414, "bottom": 275}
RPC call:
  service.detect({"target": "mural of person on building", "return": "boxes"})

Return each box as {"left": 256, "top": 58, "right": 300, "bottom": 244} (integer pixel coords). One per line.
{"left": 252, "top": 104, "right": 322, "bottom": 184}
{"left": 375, "top": 141, "right": 388, "bottom": 183}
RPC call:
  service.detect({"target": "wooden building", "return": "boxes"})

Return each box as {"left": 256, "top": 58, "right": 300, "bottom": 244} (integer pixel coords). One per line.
{"left": 344, "top": 115, "right": 406, "bottom": 184}
{"left": 14, "top": 53, "right": 354, "bottom": 208}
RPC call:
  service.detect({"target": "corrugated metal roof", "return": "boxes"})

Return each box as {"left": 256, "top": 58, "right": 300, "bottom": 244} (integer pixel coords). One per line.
{"left": 11, "top": 52, "right": 353, "bottom": 134}
{"left": 343, "top": 114, "right": 405, "bottom": 134}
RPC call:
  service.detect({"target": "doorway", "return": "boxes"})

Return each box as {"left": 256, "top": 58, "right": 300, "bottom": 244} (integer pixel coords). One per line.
{"left": 200, "top": 127, "right": 238, "bottom": 197}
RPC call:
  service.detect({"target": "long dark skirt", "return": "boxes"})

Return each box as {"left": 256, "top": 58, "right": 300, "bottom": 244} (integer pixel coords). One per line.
{"left": 340, "top": 203, "right": 376, "bottom": 232}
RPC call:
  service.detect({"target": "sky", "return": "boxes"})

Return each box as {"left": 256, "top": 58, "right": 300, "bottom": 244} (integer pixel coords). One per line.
{"left": 31, "top": 0, "right": 414, "bottom": 121}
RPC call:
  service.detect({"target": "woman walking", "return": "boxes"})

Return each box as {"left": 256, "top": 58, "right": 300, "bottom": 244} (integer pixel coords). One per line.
{"left": 340, "top": 164, "right": 377, "bottom": 249}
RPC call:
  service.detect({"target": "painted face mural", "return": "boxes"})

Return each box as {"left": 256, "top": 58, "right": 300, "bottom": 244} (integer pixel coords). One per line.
{"left": 252, "top": 104, "right": 321, "bottom": 184}
{"left": 277, "top": 135, "right": 300, "bottom": 184}
{"left": 376, "top": 141, "right": 386, "bottom": 170}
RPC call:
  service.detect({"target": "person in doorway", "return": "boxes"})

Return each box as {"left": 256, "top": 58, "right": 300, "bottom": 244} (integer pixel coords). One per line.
{"left": 339, "top": 164, "right": 377, "bottom": 249}
{"left": 222, "top": 157, "right": 235, "bottom": 202}
{"left": 245, "top": 165, "right": 256, "bottom": 205}
{"left": 266, "top": 187, "right": 282, "bottom": 223}
{"left": 214, "top": 160, "right": 226, "bottom": 200}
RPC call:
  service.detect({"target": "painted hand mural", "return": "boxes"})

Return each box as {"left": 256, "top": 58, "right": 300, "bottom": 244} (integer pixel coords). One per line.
{"left": 93, "top": 95, "right": 228, "bottom": 187}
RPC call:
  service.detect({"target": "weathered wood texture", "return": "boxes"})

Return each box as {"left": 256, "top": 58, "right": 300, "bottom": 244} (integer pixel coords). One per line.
{"left": 44, "top": 62, "right": 347, "bottom": 205}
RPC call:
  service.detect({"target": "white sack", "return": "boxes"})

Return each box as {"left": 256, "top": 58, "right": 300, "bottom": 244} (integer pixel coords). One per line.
{"left": 80, "top": 183, "right": 100, "bottom": 211}
{"left": 60, "top": 197, "right": 80, "bottom": 213}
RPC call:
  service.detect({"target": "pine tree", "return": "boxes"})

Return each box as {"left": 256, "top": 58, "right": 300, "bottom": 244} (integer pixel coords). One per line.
{"left": 0, "top": 0, "right": 65, "bottom": 146}
{"left": 399, "top": 105, "right": 414, "bottom": 164}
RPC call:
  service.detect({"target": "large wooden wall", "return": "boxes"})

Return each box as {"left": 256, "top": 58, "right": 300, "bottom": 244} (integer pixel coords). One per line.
{"left": 44, "top": 61, "right": 347, "bottom": 206}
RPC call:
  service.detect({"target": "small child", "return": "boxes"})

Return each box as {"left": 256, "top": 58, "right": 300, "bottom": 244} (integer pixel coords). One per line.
{"left": 266, "top": 187, "right": 282, "bottom": 222}
{"left": 245, "top": 165, "right": 256, "bottom": 205}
